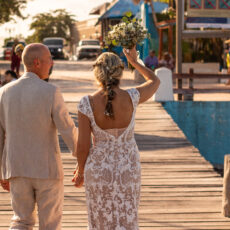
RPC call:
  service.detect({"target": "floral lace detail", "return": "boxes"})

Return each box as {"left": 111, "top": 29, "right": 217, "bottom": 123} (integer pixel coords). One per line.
{"left": 78, "top": 88, "right": 141, "bottom": 230}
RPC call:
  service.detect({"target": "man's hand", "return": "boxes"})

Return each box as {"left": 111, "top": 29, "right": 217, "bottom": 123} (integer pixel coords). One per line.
{"left": 0, "top": 179, "right": 10, "bottom": 192}
{"left": 72, "top": 169, "right": 84, "bottom": 188}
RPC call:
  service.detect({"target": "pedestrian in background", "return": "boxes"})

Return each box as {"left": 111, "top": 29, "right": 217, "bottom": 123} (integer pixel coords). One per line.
{"left": 159, "top": 52, "right": 175, "bottom": 72}
{"left": 11, "top": 39, "right": 21, "bottom": 77}
{"left": 144, "top": 50, "right": 158, "bottom": 71}
{"left": 1, "top": 70, "right": 18, "bottom": 86}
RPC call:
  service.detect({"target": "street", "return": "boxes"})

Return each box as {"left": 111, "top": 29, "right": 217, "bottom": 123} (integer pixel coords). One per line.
{"left": 2, "top": 60, "right": 230, "bottom": 101}
{"left": 0, "top": 60, "right": 136, "bottom": 102}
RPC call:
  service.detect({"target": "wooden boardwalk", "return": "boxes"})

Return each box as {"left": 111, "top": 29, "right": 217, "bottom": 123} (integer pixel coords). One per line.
{"left": 0, "top": 101, "right": 230, "bottom": 229}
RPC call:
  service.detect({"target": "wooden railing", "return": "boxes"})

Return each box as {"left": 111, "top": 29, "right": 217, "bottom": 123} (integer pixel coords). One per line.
{"left": 173, "top": 68, "right": 230, "bottom": 100}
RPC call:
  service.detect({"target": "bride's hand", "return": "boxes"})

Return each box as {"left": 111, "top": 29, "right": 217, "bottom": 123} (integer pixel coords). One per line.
{"left": 123, "top": 46, "right": 137, "bottom": 64}
{"left": 72, "top": 169, "right": 84, "bottom": 188}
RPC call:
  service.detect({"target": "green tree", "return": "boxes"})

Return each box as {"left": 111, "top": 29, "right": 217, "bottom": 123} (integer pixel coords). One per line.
{"left": 26, "top": 9, "right": 76, "bottom": 48}
{"left": 0, "top": 0, "right": 29, "bottom": 24}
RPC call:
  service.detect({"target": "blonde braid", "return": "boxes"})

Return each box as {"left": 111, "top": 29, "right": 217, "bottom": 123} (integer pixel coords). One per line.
{"left": 93, "top": 52, "right": 124, "bottom": 118}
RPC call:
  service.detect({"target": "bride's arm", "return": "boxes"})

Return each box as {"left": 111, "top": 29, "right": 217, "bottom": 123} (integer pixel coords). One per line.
{"left": 123, "top": 47, "right": 160, "bottom": 104}
{"left": 73, "top": 111, "right": 91, "bottom": 187}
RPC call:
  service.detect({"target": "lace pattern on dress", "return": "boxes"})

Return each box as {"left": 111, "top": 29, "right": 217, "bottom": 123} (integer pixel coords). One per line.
{"left": 78, "top": 88, "right": 141, "bottom": 230}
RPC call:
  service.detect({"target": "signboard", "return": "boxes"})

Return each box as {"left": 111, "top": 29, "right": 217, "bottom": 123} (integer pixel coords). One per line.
{"left": 190, "top": 0, "right": 202, "bottom": 9}
{"left": 204, "top": 0, "right": 217, "bottom": 9}
{"left": 188, "top": 0, "right": 230, "bottom": 17}
{"left": 219, "top": 0, "right": 230, "bottom": 9}
{"left": 186, "top": 17, "right": 230, "bottom": 28}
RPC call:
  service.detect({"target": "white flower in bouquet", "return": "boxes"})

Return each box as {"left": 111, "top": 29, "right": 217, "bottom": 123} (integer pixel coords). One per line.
{"left": 128, "top": 23, "right": 133, "bottom": 29}
{"left": 105, "top": 11, "right": 150, "bottom": 50}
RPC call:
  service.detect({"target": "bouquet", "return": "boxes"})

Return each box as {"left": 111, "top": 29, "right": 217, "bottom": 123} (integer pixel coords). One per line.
{"left": 105, "top": 12, "right": 149, "bottom": 70}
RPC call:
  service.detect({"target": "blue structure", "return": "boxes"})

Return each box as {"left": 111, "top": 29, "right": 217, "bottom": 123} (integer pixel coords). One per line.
{"left": 99, "top": 0, "right": 168, "bottom": 21}
{"left": 98, "top": 0, "right": 168, "bottom": 60}
{"left": 164, "top": 102, "right": 230, "bottom": 166}
{"left": 141, "top": 3, "right": 150, "bottom": 60}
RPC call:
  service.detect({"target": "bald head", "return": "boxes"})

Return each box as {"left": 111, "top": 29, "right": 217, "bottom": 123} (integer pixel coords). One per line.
{"left": 22, "top": 43, "right": 53, "bottom": 80}
{"left": 22, "top": 43, "right": 49, "bottom": 68}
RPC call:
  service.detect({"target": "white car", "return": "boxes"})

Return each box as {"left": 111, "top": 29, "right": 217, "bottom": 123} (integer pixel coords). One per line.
{"left": 76, "top": 39, "right": 101, "bottom": 60}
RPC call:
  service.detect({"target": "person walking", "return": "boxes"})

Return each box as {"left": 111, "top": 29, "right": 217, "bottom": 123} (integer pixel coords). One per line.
{"left": 10, "top": 39, "right": 21, "bottom": 77}
{"left": 72, "top": 47, "right": 160, "bottom": 229}
{"left": 0, "top": 43, "right": 78, "bottom": 229}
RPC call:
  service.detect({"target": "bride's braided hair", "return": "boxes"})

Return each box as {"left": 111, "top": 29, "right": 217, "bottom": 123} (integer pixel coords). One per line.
{"left": 93, "top": 52, "right": 124, "bottom": 118}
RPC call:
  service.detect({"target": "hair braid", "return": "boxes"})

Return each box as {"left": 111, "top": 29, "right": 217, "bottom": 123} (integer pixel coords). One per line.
{"left": 104, "top": 78, "right": 119, "bottom": 118}
{"left": 93, "top": 52, "right": 124, "bottom": 118}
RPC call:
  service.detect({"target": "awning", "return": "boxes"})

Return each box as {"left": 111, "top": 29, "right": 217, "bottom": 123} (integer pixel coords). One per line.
{"left": 98, "top": 0, "right": 168, "bottom": 21}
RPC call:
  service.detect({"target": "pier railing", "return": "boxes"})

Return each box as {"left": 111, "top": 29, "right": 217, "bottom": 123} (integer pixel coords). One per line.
{"left": 173, "top": 68, "right": 230, "bottom": 100}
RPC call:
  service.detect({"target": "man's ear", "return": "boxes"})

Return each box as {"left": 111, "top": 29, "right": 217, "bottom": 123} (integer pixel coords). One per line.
{"left": 33, "top": 58, "right": 40, "bottom": 67}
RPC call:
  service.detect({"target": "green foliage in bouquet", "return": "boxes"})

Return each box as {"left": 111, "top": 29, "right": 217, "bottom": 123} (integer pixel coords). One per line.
{"left": 105, "top": 12, "right": 150, "bottom": 50}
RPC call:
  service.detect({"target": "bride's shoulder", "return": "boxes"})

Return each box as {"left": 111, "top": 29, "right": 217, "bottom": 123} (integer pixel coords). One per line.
{"left": 126, "top": 88, "right": 140, "bottom": 97}
{"left": 78, "top": 95, "right": 89, "bottom": 106}
{"left": 78, "top": 95, "right": 90, "bottom": 116}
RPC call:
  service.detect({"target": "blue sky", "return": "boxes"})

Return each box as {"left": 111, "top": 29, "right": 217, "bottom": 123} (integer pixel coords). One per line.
{"left": 0, "top": 0, "right": 112, "bottom": 45}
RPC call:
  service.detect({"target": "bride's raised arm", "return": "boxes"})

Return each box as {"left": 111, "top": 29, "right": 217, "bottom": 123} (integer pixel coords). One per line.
{"left": 123, "top": 47, "right": 160, "bottom": 104}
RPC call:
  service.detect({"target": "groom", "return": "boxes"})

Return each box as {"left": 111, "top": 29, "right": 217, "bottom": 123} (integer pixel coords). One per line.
{"left": 0, "top": 43, "right": 77, "bottom": 229}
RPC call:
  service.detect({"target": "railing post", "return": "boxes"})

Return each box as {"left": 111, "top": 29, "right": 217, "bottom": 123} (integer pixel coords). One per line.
{"left": 188, "top": 68, "right": 194, "bottom": 101}
{"left": 182, "top": 68, "right": 194, "bottom": 101}
{"left": 223, "top": 154, "right": 230, "bottom": 217}
{"left": 177, "top": 78, "right": 183, "bottom": 101}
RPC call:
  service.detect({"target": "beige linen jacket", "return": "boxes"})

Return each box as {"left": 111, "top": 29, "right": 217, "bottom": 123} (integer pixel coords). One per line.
{"left": 0, "top": 72, "right": 77, "bottom": 180}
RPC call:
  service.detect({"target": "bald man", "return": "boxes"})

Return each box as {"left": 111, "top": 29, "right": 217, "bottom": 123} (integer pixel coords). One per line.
{"left": 0, "top": 43, "right": 78, "bottom": 229}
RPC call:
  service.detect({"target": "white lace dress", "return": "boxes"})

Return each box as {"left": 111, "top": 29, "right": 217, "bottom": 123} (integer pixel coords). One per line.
{"left": 78, "top": 88, "right": 141, "bottom": 230}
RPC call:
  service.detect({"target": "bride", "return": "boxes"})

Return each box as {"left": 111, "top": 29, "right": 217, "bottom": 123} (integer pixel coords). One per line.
{"left": 72, "top": 47, "right": 160, "bottom": 230}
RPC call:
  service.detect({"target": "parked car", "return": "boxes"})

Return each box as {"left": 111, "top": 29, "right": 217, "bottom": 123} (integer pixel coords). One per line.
{"left": 76, "top": 39, "right": 101, "bottom": 60}
{"left": 3, "top": 41, "right": 26, "bottom": 60}
{"left": 43, "top": 37, "right": 69, "bottom": 60}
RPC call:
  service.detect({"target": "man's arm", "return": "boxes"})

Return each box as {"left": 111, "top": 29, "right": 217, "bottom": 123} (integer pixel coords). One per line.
{"left": 0, "top": 101, "right": 9, "bottom": 192}
{"left": 0, "top": 121, "right": 5, "bottom": 180}
{"left": 52, "top": 87, "right": 78, "bottom": 156}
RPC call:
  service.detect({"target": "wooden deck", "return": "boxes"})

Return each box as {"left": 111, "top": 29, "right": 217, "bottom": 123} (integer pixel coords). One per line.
{"left": 0, "top": 101, "right": 229, "bottom": 229}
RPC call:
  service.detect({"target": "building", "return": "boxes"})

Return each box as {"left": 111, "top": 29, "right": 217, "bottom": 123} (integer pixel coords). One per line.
{"left": 74, "top": 2, "right": 110, "bottom": 44}
{"left": 75, "top": 18, "right": 101, "bottom": 42}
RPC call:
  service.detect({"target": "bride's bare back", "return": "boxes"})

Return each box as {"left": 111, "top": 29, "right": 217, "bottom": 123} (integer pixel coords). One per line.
{"left": 89, "top": 87, "right": 134, "bottom": 130}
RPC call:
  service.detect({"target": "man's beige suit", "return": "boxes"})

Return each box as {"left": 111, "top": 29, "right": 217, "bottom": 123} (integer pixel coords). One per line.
{"left": 0, "top": 72, "right": 77, "bottom": 229}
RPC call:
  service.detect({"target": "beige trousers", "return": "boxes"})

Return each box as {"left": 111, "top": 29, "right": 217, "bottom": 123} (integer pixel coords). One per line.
{"left": 9, "top": 177, "right": 64, "bottom": 230}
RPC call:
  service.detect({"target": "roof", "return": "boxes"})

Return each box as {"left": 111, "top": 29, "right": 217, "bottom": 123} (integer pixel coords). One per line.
{"left": 98, "top": 0, "right": 168, "bottom": 21}
{"left": 89, "top": 2, "right": 110, "bottom": 15}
